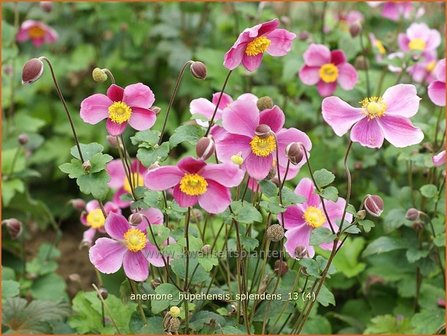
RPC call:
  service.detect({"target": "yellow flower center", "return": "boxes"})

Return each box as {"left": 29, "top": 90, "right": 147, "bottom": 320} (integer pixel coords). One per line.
{"left": 86, "top": 208, "right": 105, "bottom": 229}
{"left": 426, "top": 60, "right": 436, "bottom": 72}
{"left": 303, "top": 206, "right": 325, "bottom": 228}
{"left": 245, "top": 36, "right": 271, "bottom": 56}
{"left": 28, "top": 26, "right": 46, "bottom": 39}
{"left": 374, "top": 40, "right": 386, "bottom": 55}
{"left": 250, "top": 135, "right": 276, "bottom": 157}
{"left": 319, "top": 64, "right": 339, "bottom": 83}
{"left": 360, "top": 96, "right": 387, "bottom": 119}
{"left": 123, "top": 228, "right": 147, "bottom": 252}
{"left": 108, "top": 101, "right": 132, "bottom": 124}
{"left": 179, "top": 173, "right": 208, "bottom": 196}
{"left": 409, "top": 38, "right": 426, "bottom": 51}
{"left": 123, "top": 173, "right": 144, "bottom": 194}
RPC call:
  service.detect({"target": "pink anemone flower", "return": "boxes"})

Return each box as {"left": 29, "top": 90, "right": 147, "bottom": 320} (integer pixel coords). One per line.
{"left": 215, "top": 98, "right": 312, "bottom": 181}
{"left": 144, "top": 157, "right": 244, "bottom": 214}
{"left": 80, "top": 83, "right": 157, "bottom": 136}
{"left": 368, "top": 2, "right": 414, "bottom": 21}
{"left": 299, "top": 44, "right": 358, "bottom": 97}
{"left": 16, "top": 20, "right": 58, "bottom": 47}
{"left": 428, "top": 59, "right": 446, "bottom": 107}
{"left": 432, "top": 150, "right": 445, "bottom": 167}
{"left": 322, "top": 84, "right": 424, "bottom": 149}
{"left": 224, "top": 18, "right": 296, "bottom": 72}
{"left": 408, "top": 53, "right": 437, "bottom": 84}
{"left": 89, "top": 212, "right": 166, "bottom": 282}
{"left": 398, "top": 23, "right": 441, "bottom": 56}
{"left": 278, "top": 178, "right": 352, "bottom": 259}
{"left": 369, "top": 33, "right": 387, "bottom": 62}
{"left": 106, "top": 159, "right": 147, "bottom": 208}
{"left": 81, "top": 200, "right": 121, "bottom": 246}
{"left": 337, "top": 10, "right": 364, "bottom": 31}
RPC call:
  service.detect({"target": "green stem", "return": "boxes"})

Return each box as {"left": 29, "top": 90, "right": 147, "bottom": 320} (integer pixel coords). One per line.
{"left": 128, "top": 278, "right": 147, "bottom": 325}
{"left": 92, "top": 283, "right": 121, "bottom": 333}
{"left": 359, "top": 33, "right": 371, "bottom": 97}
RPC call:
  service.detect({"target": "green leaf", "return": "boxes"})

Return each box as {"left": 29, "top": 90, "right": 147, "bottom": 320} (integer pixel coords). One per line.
{"left": 2, "top": 149, "right": 26, "bottom": 174}
{"left": 301, "top": 315, "right": 332, "bottom": 334}
{"left": 411, "top": 308, "right": 444, "bottom": 334}
{"left": 281, "top": 187, "right": 305, "bottom": 205}
{"left": 30, "top": 273, "right": 67, "bottom": 300}
{"left": 406, "top": 248, "right": 430, "bottom": 263}
{"left": 320, "top": 186, "right": 339, "bottom": 202}
{"left": 364, "top": 314, "right": 413, "bottom": 334}
{"left": 169, "top": 124, "right": 204, "bottom": 147}
{"left": 2, "top": 280, "right": 20, "bottom": 299}
{"left": 2, "top": 178, "right": 25, "bottom": 206}
{"left": 89, "top": 152, "right": 113, "bottom": 173}
{"left": 171, "top": 258, "right": 209, "bottom": 285}
{"left": 316, "top": 284, "right": 335, "bottom": 307}
{"left": 299, "top": 258, "right": 321, "bottom": 278}
{"left": 362, "top": 237, "right": 407, "bottom": 257}
{"left": 189, "top": 310, "right": 226, "bottom": 332}
{"left": 241, "top": 236, "right": 259, "bottom": 252}
{"left": 198, "top": 254, "right": 219, "bottom": 272}
{"left": 70, "top": 143, "right": 104, "bottom": 161}
{"left": 313, "top": 169, "right": 335, "bottom": 188}
{"left": 59, "top": 159, "right": 84, "bottom": 178}
{"left": 137, "top": 142, "right": 170, "bottom": 167}
{"left": 130, "top": 130, "right": 160, "bottom": 146}
{"left": 132, "top": 316, "right": 165, "bottom": 334}
{"left": 259, "top": 180, "right": 278, "bottom": 197}
{"left": 358, "top": 219, "right": 375, "bottom": 233}
{"left": 77, "top": 170, "right": 110, "bottom": 200}
{"left": 231, "top": 201, "right": 262, "bottom": 224}
{"left": 332, "top": 237, "right": 366, "bottom": 278}
{"left": 310, "top": 227, "right": 336, "bottom": 245}
{"left": 420, "top": 184, "right": 437, "bottom": 198}
{"left": 151, "top": 283, "right": 182, "bottom": 314}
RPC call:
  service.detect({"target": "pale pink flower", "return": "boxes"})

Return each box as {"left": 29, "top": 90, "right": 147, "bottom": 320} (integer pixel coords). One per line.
{"left": 398, "top": 23, "right": 441, "bottom": 56}
{"left": 368, "top": 2, "right": 414, "bottom": 21}
{"left": 428, "top": 59, "right": 446, "bottom": 106}
{"left": 81, "top": 200, "right": 121, "bottom": 246}
{"left": 16, "top": 20, "right": 58, "bottom": 47}
{"left": 432, "top": 150, "right": 445, "bottom": 167}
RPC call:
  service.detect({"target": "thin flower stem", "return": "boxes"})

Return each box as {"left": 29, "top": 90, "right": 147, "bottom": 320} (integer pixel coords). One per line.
{"left": 102, "top": 68, "right": 116, "bottom": 84}
{"left": 433, "top": 106, "right": 444, "bottom": 150}
{"left": 338, "top": 140, "right": 353, "bottom": 232}
{"left": 8, "top": 146, "right": 22, "bottom": 176}
{"left": 92, "top": 283, "right": 121, "bottom": 333}
{"left": 184, "top": 207, "right": 191, "bottom": 334}
{"left": 320, "top": 2, "right": 328, "bottom": 44}
{"left": 128, "top": 278, "right": 147, "bottom": 325}
{"left": 159, "top": 60, "right": 193, "bottom": 145}
{"left": 359, "top": 33, "right": 371, "bottom": 97}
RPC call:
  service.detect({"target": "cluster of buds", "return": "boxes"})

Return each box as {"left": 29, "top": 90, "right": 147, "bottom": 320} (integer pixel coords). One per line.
{"left": 406, "top": 208, "right": 424, "bottom": 231}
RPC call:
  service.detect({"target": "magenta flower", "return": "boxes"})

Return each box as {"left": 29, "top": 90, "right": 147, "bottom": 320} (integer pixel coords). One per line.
{"left": 224, "top": 18, "right": 296, "bottom": 72}
{"left": 368, "top": 2, "right": 414, "bottom": 21}
{"left": 80, "top": 83, "right": 156, "bottom": 136}
{"left": 299, "top": 44, "right": 358, "bottom": 97}
{"left": 428, "top": 59, "right": 446, "bottom": 107}
{"left": 106, "top": 159, "right": 147, "bottom": 208}
{"left": 215, "top": 98, "right": 312, "bottom": 180}
{"left": 398, "top": 23, "right": 441, "bottom": 56}
{"left": 145, "top": 157, "right": 244, "bottom": 214}
{"left": 432, "top": 150, "right": 445, "bottom": 167}
{"left": 322, "top": 84, "right": 424, "bottom": 148}
{"left": 16, "top": 20, "right": 58, "bottom": 47}
{"left": 81, "top": 200, "right": 121, "bottom": 246}
{"left": 89, "top": 212, "right": 166, "bottom": 281}
{"left": 278, "top": 178, "right": 352, "bottom": 259}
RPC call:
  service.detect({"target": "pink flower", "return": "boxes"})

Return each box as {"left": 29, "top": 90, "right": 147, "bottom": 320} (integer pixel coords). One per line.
{"left": 368, "top": 2, "right": 414, "bottom": 21}
{"left": 432, "top": 150, "right": 445, "bottom": 167}
{"left": 322, "top": 84, "right": 424, "bottom": 148}
{"left": 224, "top": 18, "right": 296, "bottom": 72}
{"left": 16, "top": 20, "right": 58, "bottom": 47}
{"left": 428, "top": 59, "right": 446, "bottom": 107}
{"left": 106, "top": 159, "right": 147, "bottom": 208}
{"left": 80, "top": 83, "right": 156, "bottom": 136}
{"left": 369, "top": 33, "right": 387, "bottom": 61}
{"left": 299, "top": 44, "right": 358, "bottom": 97}
{"left": 398, "top": 23, "right": 441, "bottom": 56}
{"left": 89, "top": 212, "right": 166, "bottom": 281}
{"left": 408, "top": 53, "right": 438, "bottom": 84}
{"left": 337, "top": 10, "right": 364, "bottom": 30}
{"left": 278, "top": 178, "right": 352, "bottom": 259}
{"left": 215, "top": 98, "right": 312, "bottom": 180}
{"left": 81, "top": 200, "right": 121, "bottom": 246}
{"left": 144, "top": 157, "right": 244, "bottom": 214}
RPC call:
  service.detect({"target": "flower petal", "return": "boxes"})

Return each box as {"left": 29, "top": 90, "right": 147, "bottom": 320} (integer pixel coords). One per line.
{"left": 432, "top": 150, "right": 446, "bottom": 167}
{"left": 143, "top": 243, "right": 165, "bottom": 267}
{"left": 330, "top": 50, "right": 347, "bottom": 65}
{"left": 107, "top": 84, "right": 124, "bottom": 102}
{"left": 280, "top": 204, "right": 305, "bottom": 230}
{"left": 215, "top": 134, "right": 252, "bottom": 162}
{"left": 295, "top": 178, "right": 320, "bottom": 207}
{"left": 284, "top": 227, "right": 315, "bottom": 259}
{"left": 244, "top": 153, "right": 273, "bottom": 180}
{"left": 322, "top": 97, "right": 364, "bottom": 136}
{"left": 144, "top": 166, "right": 183, "bottom": 190}
{"left": 377, "top": 115, "right": 424, "bottom": 148}
{"left": 351, "top": 118, "right": 384, "bottom": 148}
{"left": 299, "top": 65, "right": 321, "bottom": 85}
{"left": 317, "top": 81, "right": 337, "bottom": 97}
{"left": 123, "top": 251, "right": 149, "bottom": 282}
{"left": 123, "top": 83, "right": 155, "bottom": 109}
{"left": 89, "top": 238, "right": 126, "bottom": 274}
{"left": 224, "top": 44, "right": 247, "bottom": 70}
{"left": 382, "top": 84, "right": 421, "bottom": 117}
{"left": 190, "top": 98, "right": 216, "bottom": 122}
{"left": 337, "top": 63, "right": 358, "bottom": 90}
{"left": 105, "top": 213, "right": 131, "bottom": 240}
{"left": 222, "top": 98, "right": 259, "bottom": 137}
{"left": 178, "top": 157, "right": 207, "bottom": 173}
{"left": 173, "top": 185, "right": 198, "bottom": 208}
{"left": 80, "top": 94, "right": 111, "bottom": 124}
{"left": 106, "top": 119, "right": 127, "bottom": 136}
{"left": 128, "top": 107, "right": 156, "bottom": 131}
{"left": 201, "top": 163, "right": 244, "bottom": 187}
{"left": 259, "top": 105, "right": 285, "bottom": 132}
{"left": 198, "top": 180, "right": 231, "bottom": 214}
{"left": 212, "top": 92, "right": 233, "bottom": 109}
{"left": 265, "top": 29, "right": 296, "bottom": 56}
{"left": 428, "top": 80, "right": 446, "bottom": 107}
{"left": 140, "top": 208, "right": 164, "bottom": 226}
{"left": 106, "top": 159, "right": 126, "bottom": 189}
{"left": 303, "top": 44, "right": 331, "bottom": 67}
{"left": 242, "top": 53, "right": 264, "bottom": 72}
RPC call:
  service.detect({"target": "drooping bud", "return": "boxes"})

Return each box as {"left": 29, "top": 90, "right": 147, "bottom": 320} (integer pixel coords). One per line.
{"left": 152, "top": 106, "right": 161, "bottom": 115}
{"left": 18, "top": 133, "right": 29, "bottom": 145}
{"left": 274, "top": 259, "right": 288, "bottom": 276}
{"left": 363, "top": 194, "right": 384, "bottom": 217}
{"left": 412, "top": 220, "right": 424, "bottom": 232}
{"left": 256, "top": 96, "right": 274, "bottom": 111}
{"left": 356, "top": 210, "right": 366, "bottom": 220}
{"left": 349, "top": 22, "right": 362, "bottom": 38}
{"left": 69, "top": 198, "right": 86, "bottom": 211}
{"left": 266, "top": 224, "right": 284, "bottom": 242}
{"left": 196, "top": 137, "right": 215, "bottom": 160}
{"left": 106, "top": 135, "right": 119, "bottom": 148}
{"left": 298, "top": 31, "right": 310, "bottom": 41}
{"left": 92, "top": 67, "right": 108, "bottom": 83}
{"left": 255, "top": 124, "right": 272, "bottom": 139}
{"left": 40, "top": 1, "right": 53, "bottom": 12}
{"left": 169, "top": 306, "right": 181, "bottom": 318}
{"left": 294, "top": 246, "right": 308, "bottom": 259}
{"left": 405, "top": 208, "right": 420, "bottom": 221}
{"left": 97, "top": 287, "right": 109, "bottom": 300}
{"left": 285, "top": 142, "right": 304, "bottom": 165}
{"left": 82, "top": 160, "right": 92, "bottom": 173}
{"left": 190, "top": 61, "right": 207, "bottom": 80}
{"left": 2, "top": 218, "right": 23, "bottom": 240}
{"left": 231, "top": 153, "right": 244, "bottom": 166}
{"left": 354, "top": 56, "right": 368, "bottom": 70}
{"left": 22, "top": 58, "right": 44, "bottom": 85}
{"left": 129, "top": 213, "right": 143, "bottom": 225}
{"left": 201, "top": 244, "right": 212, "bottom": 255}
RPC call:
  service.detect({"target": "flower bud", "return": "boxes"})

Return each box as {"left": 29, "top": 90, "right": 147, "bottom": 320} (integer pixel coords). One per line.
{"left": 201, "top": 244, "right": 212, "bottom": 255}
{"left": 231, "top": 153, "right": 244, "bottom": 166}
{"left": 68, "top": 273, "right": 81, "bottom": 283}
{"left": 412, "top": 220, "right": 424, "bottom": 232}
{"left": 354, "top": 56, "right": 368, "bottom": 70}
{"left": 69, "top": 198, "right": 86, "bottom": 211}
{"left": 274, "top": 260, "right": 288, "bottom": 276}
{"left": 152, "top": 106, "right": 161, "bottom": 115}
{"left": 354, "top": 161, "right": 363, "bottom": 170}
{"left": 129, "top": 213, "right": 143, "bottom": 225}
{"left": 3, "top": 218, "right": 23, "bottom": 240}
{"left": 256, "top": 96, "right": 274, "bottom": 111}
{"left": 40, "top": 1, "right": 53, "bottom": 12}
{"left": 406, "top": 208, "right": 420, "bottom": 221}
{"left": 349, "top": 22, "right": 362, "bottom": 38}
{"left": 356, "top": 210, "right": 366, "bottom": 220}
{"left": 285, "top": 142, "right": 304, "bottom": 165}
{"left": 190, "top": 61, "right": 207, "bottom": 80}
{"left": 196, "top": 137, "right": 215, "bottom": 160}
{"left": 106, "top": 135, "right": 119, "bottom": 148}
{"left": 151, "top": 278, "right": 162, "bottom": 289}
{"left": 255, "top": 124, "right": 272, "bottom": 139}
{"left": 18, "top": 133, "right": 29, "bottom": 145}
{"left": 92, "top": 67, "right": 108, "bottom": 82}
{"left": 437, "top": 298, "right": 446, "bottom": 308}
{"left": 298, "top": 31, "right": 310, "bottom": 41}
{"left": 22, "top": 58, "right": 44, "bottom": 85}
{"left": 363, "top": 194, "right": 384, "bottom": 217}
{"left": 97, "top": 287, "right": 109, "bottom": 300}
{"left": 169, "top": 306, "right": 181, "bottom": 318}
{"left": 165, "top": 317, "right": 181, "bottom": 333}
{"left": 294, "top": 246, "right": 308, "bottom": 259}
{"left": 266, "top": 224, "right": 284, "bottom": 242}
{"left": 82, "top": 160, "right": 92, "bottom": 173}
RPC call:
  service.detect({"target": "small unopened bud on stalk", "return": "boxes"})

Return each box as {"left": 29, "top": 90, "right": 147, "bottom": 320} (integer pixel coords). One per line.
{"left": 22, "top": 58, "right": 44, "bottom": 85}
{"left": 294, "top": 246, "right": 308, "bottom": 259}
{"left": 196, "top": 137, "right": 215, "bottom": 160}
{"left": 298, "top": 31, "right": 310, "bottom": 41}
{"left": 354, "top": 56, "right": 368, "bottom": 70}
{"left": 363, "top": 194, "right": 384, "bottom": 217}
{"left": 255, "top": 124, "right": 272, "bottom": 138}
{"left": 266, "top": 224, "right": 284, "bottom": 242}
{"left": 18, "top": 133, "right": 29, "bottom": 145}
{"left": 231, "top": 153, "right": 244, "bottom": 166}
{"left": 169, "top": 306, "right": 181, "bottom": 318}
{"left": 40, "top": 1, "right": 53, "bottom": 12}
{"left": 97, "top": 287, "right": 109, "bottom": 300}
{"left": 405, "top": 208, "right": 420, "bottom": 221}
{"left": 190, "top": 61, "right": 207, "bottom": 80}
{"left": 356, "top": 210, "right": 366, "bottom": 220}
{"left": 349, "top": 22, "right": 362, "bottom": 38}
{"left": 2, "top": 218, "right": 23, "bottom": 240}
{"left": 285, "top": 142, "right": 304, "bottom": 165}
{"left": 129, "top": 213, "right": 143, "bottom": 225}
{"left": 82, "top": 160, "right": 92, "bottom": 173}
{"left": 152, "top": 106, "right": 161, "bottom": 115}
{"left": 256, "top": 96, "right": 274, "bottom": 111}
{"left": 92, "top": 67, "right": 108, "bottom": 83}
{"left": 274, "top": 260, "right": 288, "bottom": 276}
{"left": 201, "top": 244, "right": 212, "bottom": 255}
{"left": 69, "top": 198, "right": 86, "bottom": 211}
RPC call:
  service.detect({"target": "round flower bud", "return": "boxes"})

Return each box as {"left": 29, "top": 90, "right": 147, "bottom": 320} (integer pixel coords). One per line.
{"left": 22, "top": 58, "right": 44, "bottom": 85}
{"left": 363, "top": 194, "right": 384, "bottom": 217}
{"left": 92, "top": 67, "right": 108, "bottom": 83}
{"left": 294, "top": 246, "right": 308, "bottom": 259}
{"left": 196, "top": 137, "right": 215, "bottom": 160}
{"left": 129, "top": 213, "right": 143, "bottom": 225}
{"left": 152, "top": 106, "right": 161, "bottom": 115}
{"left": 298, "top": 31, "right": 310, "bottom": 41}
{"left": 40, "top": 1, "right": 53, "bottom": 12}
{"left": 190, "top": 61, "right": 207, "bottom": 80}
{"left": 274, "top": 260, "right": 288, "bottom": 276}
{"left": 349, "top": 22, "right": 362, "bottom": 38}
{"left": 256, "top": 96, "right": 274, "bottom": 111}
{"left": 69, "top": 198, "right": 86, "bottom": 211}
{"left": 354, "top": 56, "right": 368, "bottom": 70}
{"left": 18, "top": 133, "right": 29, "bottom": 145}
{"left": 106, "top": 135, "right": 119, "bottom": 148}
{"left": 406, "top": 208, "right": 420, "bottom": 221}
{"left": 231, "top": 153, "right": 244, "bottom": 166}
{"left": 412, "top": 220, "right": 424, "bottom": 232}
{"left": 255, "top": 124, "right": 272, "bottom": 139}
{"left": 3, "top": 218, "right": 23, "bottom": 240}
{"left": 82, "top": 160, "right": 92, "bottom": 173}
{"left": 285, "top": 142, "right": 304, "bottom": 165}
{"left": 169, "top": 306, "right": 181, "bottom": 318}
{"left": 356, "top": 210, "right": 366, "bottom": 220}
{"left": 97, "top": 287, "right": 109, "bottom": 300}
{"left": 201, "top": 244, "right": 212, "bottom": 255}
{"left": 266, "top": 224, "right": 284, "bottom": 242}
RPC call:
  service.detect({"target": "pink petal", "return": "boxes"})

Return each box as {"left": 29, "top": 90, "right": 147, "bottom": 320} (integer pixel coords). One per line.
{"left": 178, "top": 157, "right": 207, "bottom": 173}
{"left": 212, "top": 92, "right": 233, "bottom": 109}
{"left": 112, "top": 188, "right": 131, "bottom": 208}
{"left": 140, "top": 208, "right": 164, "bottom": 226}
{"left": 435, "top": 59, "right": 446, "bottom": 82}
{"left": 265, "top": 29, "right": 296, "bottom": 56}
{"left": 190, "top": 98, "right": 216, "bottom": 121}
{"left": 407, "top": 23, "right": 430, "bottom": 40}
{"left": 280, "top": 204, "right": 305, "bottom": 230}
{"left": 201, "top": 163, "right": 244, "bottom": 188}
{"left": 123, "top": 83, "right": 155, "bottom": 109}
{"left": 173, "top": 185, "right": 198, "bottom": 208}
{"left": 242, "top": 53, "right": 264, "bottom": 72}
{"left": 432, "top": 150, "right": 446, "bottom": 167}
{"left": 123, "top": 251, "right": 149, "bottom": 281}
{"left": 303, "top": 44, "right": 331, "bottom": 67}
{"left": 215, "top": 134, "right": 252, "bottom": 162}
{"left": 255, "top": 19, "right": 280, "bottom": 37}
{"left": 80, "top": 94, "right": 111, "bottom": 124}
{"left": 244, "top": 153, "right": 273, "bottom": 180}
{"left": 284, "top": 227, "right": 315, "bottom": 259}
{"left": 337, "top": 63, "right": 358, "bottom": 90}
{"left": 106, "top": 159, "right": 126, "bottom": 189}
{"left": 128, "top": 107, "right": 156, "bottom": 131}
{"left": 106, "top": 119, "right": 127, "bottom": 136}
{"left": 377, "top": 115, "right": 424, "bottom": 148}
{"left": 86, "top": 200, "right": 100, "bottom": 213}
{"left": 222, "top": 98, "right": 259, "bottom": 137}
{"left": 381, "top": 2, "right": 401, "bottom": 21}
{"left": 351, "top": 118, "right": 384, "bottom": 148}
{"left": 107, "top": 84, "right": 124, "bottom": 102}
{"left": 330, "top": 50, "right": 346, "bottom": 65}
{"left": 276, "top": 128, "right": 312, "bottom": 170}
{"left": 321, "top": 97, "right": 364, "bottom": 136}
{"left": 224, "top": 44, "right": 247, "bottom": 70}
{"left": 44, "top": 27, "right": 58, "bottom": 43}
{"left": 382, "top": 84, "right": 421, "bottom": 117}
{"left": 144, "top": 166, "right": 183, "bottom": 190}
{"left": 428, "top": 81, "right": 446, "bottom": 106}
{"left": 259, "top": 106, "right": 285, "bottom": 132}
{"left": 299, "top": 65, "right": 321, "bottom": 85}
{"left": 82, "top": 228, "right": 96, "bottom": 245}
{"left": 317, "top": 81, "right": 337, "bottom": 97}
{"left": 295, "top": 178, "right": 320, "bottom": 207}
{"left": 16, "top": 28, "right": 29, "bottom": 42}
{"left": 198, "top": 180, "right": 231, "bottom": 214}
{"left": 425, "top": 29, "right": 441, "bottom": 51}
{"left": 143, "top": 243, "right": 165, "bottom": 267}
{"left": 105, "top": 213, "right": 131, "bottom": 240}
{"left": 89, "top": 238, "right": 126, "bottom": 274}
{"left": 104, "top": 202, "right": 121, "bottom": 215}
{"left": 398, "top": 34, "right": 410, "bottom": 52}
